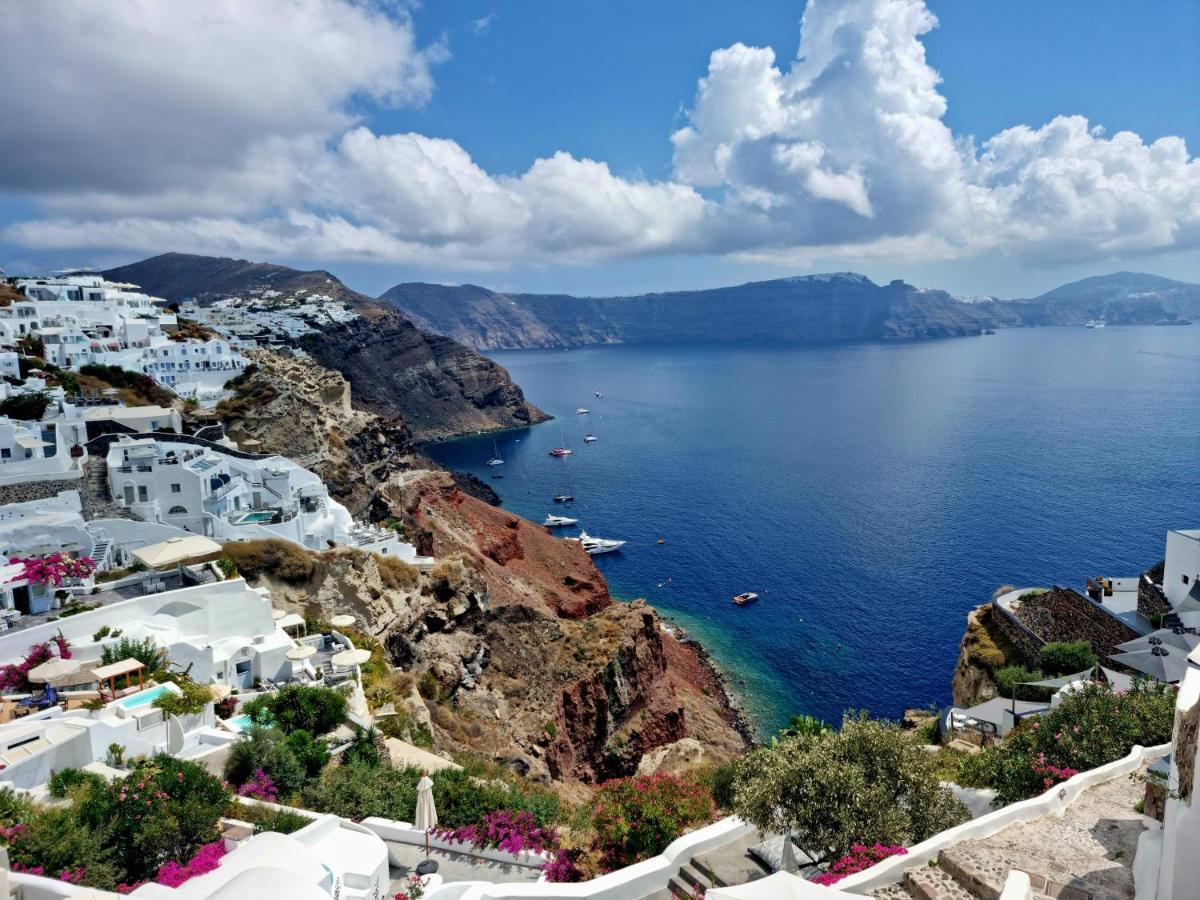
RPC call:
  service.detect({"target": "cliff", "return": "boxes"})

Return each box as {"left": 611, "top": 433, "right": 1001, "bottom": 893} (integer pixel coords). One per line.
{"left": 381, "top": 274, "right": 1000, "bottom": 350}
{"left": 221, "top": 350, "right": 748, "bottom": 783}
{"left": 102, "top": 252, "right": 547, "bottom": 441}
{"left": 949, "top": 602, "right": 1024, "bottom": 707}
{"left": 1008, "top": 272, "right": 1200, "bottom": 326}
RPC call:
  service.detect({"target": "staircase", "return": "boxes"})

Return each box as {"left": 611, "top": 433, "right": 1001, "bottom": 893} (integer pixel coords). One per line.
{"left": 81, "top": 457, "right": 137, "bottom": 522}
{"left": 86, "top": 527, "right": 114, "bottom": 572}
{"left": 869, "top": 841, "right": 1094, "bottom": 900}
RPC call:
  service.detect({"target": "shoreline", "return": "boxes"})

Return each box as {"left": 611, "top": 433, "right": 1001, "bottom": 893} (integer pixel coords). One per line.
{"left": 660, "top": 619, "right": 757, "bottom": 748}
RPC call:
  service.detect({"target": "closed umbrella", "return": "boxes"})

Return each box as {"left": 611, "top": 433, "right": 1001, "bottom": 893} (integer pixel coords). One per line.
{"left": 27, "top": 658, "right": 81, "bottom": 685}
{"left": 287, "top": 645, "right": 316, "bottom": 661}
{"left": 414, "top": 773, "right": 439, "bottom": 874}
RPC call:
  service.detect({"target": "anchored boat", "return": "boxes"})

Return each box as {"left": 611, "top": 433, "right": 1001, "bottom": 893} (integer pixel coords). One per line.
{"left": 568, "top": 530, "right": 626, "bottom": 555}
{"left": 732, "top": 592, "right": 759, "bottom": 607}
{"left": 543, "top": 514, "right": 578, "bottom": 527}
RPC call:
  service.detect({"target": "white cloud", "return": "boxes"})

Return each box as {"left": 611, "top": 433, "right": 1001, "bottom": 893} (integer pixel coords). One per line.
{"left": 2, "top": 0, "right": 1197, "bottom": 271}
{"left": 471, "top": 12, "right": 497, "bottom": 35}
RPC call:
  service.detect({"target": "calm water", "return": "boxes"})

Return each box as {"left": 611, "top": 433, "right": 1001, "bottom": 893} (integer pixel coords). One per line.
{"left": 425, "top": 327, "right": 1200, "bottom": 735}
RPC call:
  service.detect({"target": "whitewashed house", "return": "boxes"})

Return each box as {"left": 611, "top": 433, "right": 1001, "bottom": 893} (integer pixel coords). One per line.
{"left": 0, "top": 403, "right": 87, "bottom": 486}
{"left": 1164, "top": 529, "right": 1200, "bottom": 608}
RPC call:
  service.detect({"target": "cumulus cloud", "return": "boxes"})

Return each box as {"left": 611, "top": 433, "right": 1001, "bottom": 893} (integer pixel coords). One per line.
{"left": 2, "top": 0, "right": 1197, "bottom": 270}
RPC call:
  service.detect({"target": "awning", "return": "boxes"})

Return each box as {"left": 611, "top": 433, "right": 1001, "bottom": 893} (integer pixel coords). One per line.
{"left": 1101, "top": 666, "right": 1136, "bottom": 693}
{"left": 134, "top": 535, "right": 222, "bottom": 568}
{"left": 14, "top": 436, "right": 50, "bottom": 450}
{"left": 1020, "top": 667, "right": 1097, "bottom": 690}
{"left": 90, "top": 658, "right": 146, "bottom": 681}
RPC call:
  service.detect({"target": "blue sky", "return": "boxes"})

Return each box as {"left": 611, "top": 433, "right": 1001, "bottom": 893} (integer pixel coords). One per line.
{"left": 2, "top": 0, "right": 1197, "bottom": 298}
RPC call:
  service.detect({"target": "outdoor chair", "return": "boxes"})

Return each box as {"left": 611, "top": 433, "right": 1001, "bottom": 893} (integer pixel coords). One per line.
{"left": 17, "top": 685, "right": 58, "bottom": 711}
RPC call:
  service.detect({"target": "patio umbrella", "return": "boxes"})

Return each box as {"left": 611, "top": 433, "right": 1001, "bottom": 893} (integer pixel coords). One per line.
{"left": 133, "top": 536, "right": 222, "bottom": 569}
{"left": 330, "top": 648, "right": 371, "bottom": 668}
{"left": 1109, "top": 647, "right": 1190, "bottom": 684}
{"left": 272, "top": 608, "right": 288, "bottom": 620}
{"left": 1117, "top": 628, "right": 1200, "bottom": 654}
{"left": 414, "top": 773, "right": 439, "bottom": 875}
{"left": 27, "top": 658, "right": 81, "bottom": 685}
{"left": 286, "top": 645, "right": 317, "bottom": 661}
{"left": 329, "top": 614, "right": 356, "bottom": 629}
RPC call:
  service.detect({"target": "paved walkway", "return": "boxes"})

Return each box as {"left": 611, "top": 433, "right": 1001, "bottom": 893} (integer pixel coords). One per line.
{"left": 873, "top": 767, "right": 1148, "bottom": 900}
{"left": 387, "top": 841, "right": 544, "bottom": 893}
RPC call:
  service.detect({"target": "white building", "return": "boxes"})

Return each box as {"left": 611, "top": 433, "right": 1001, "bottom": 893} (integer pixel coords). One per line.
{"left": 1164, "top": 529, "right": 1200, "bottom": 609}
{"left": 105, "top": 435, "right": 424, "bottom": 560}
{"left": 0, "top": 403, "right": 87, "bottom": 486}
{"left": 84, "top": 403, "right": 183, "bottom": 435}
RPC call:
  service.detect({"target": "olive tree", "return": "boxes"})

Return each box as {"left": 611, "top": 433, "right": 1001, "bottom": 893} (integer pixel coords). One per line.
{"left": 731, "top": 715, "right": 969, "bottom": 865}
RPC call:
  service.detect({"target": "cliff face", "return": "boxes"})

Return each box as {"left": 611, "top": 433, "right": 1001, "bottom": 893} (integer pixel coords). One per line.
{"left": 222, "top": 351, "right": 747, "bottom": 783}
{"left": 949, "top": 603, "right": 1023, "bottom": 707}
{"left": 381, "top": 274, "right": 1001, "bottom": 350}
{"left": 102, "top": 252, "right": 547, "bottom": 441}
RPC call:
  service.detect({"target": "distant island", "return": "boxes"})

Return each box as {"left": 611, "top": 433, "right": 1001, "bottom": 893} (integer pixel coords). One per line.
{"left": 379, "top": 271, "right": 1199, "bottom": 351}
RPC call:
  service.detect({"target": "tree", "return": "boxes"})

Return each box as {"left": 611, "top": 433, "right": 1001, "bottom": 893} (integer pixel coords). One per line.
{"left": 242, "top": 683, "right": 347, "bottom": 736}
{"left": 223, "top": 727, "right": 307, "bottom": 797}
{"left": 1039, "top": 641, "right": 1097, "bottom": 676}
{"left": 732, "top": 715, "right": 969, "bottom": 865}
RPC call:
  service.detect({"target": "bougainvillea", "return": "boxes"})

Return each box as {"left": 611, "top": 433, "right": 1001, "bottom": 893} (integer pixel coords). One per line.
{"left": 0, "top": 641, "right": 60, "bottom": 693}
{"left": 541, "top": 848, "right": 583, "bottom": 883}
{"left": 590, "top": 772, "right": 716, "bottom": 870}
{"left": 154, "top": 841, "right": 226, "bottom": 888}
{"left": 237, "top": 769, "right": 279, "bottom": 802}
{"left": 812, "top": 843, "right": 907, "bottom": 885}
{"left": 8, "top": 553, "right": 95, "bottom": 587}
{"left": 434, "top": 809, "right": 559, "bottom": 856}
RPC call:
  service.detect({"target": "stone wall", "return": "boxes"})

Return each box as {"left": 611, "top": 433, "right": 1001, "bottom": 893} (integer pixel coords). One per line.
{"left": 0, "top": 477, "right": 81, "bottom": 508}
{"left": 1009, "top": 586, "right": 1140, "bottom": 659}
{"left": 1139, "top": 574, "right": 1171, "bottom": 620}
{"left": 991, "top": 600, "right": 1045, "bottom": 663}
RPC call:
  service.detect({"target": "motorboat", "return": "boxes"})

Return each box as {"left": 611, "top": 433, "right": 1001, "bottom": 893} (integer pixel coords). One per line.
{"left": 543, "top": 514, "right": 578, "bottom": 527}
{"left": 553, "top": 493, "right": 575, "bottom": 503}
{"left": 568, "top": 530, "right": 626, "bottom": 555}
{"left": 1085, "top": 319, "right": 1107, "bottom": 329}
{"left": 576, "top": 408, "right": 590, "bottom": 415}
{"left": 548, "top": 447, "right": 573, "bottom": 457}
{"left": 732, "top": 592, "right": 759, "bottom": 607}
{"left": 594, "top": 390, "right": 602, "bottom": 398}
{"left": 584, "top": 434, "right": 598, "bottom": 442}
{"left": 491, "top": 473, "right": 504, "bottom": 479}
{"left": 486, "top": 439, "right": 503, "bottom": 466}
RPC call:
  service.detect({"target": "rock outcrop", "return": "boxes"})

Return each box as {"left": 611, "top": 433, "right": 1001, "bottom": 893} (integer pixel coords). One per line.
{"left": 950, "top": 603, "right": 1024, "bottom": 707}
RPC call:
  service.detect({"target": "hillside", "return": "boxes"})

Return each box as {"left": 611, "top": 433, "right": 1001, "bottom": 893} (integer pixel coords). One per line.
{"left": 102, "top": 253, "right": 547, "bottom": 440}
{"left": 381, "top": 274, "right": 1002, "bottom": 350}
{"left": 1004, "top": 272, "right": 1200, "bottom": 326}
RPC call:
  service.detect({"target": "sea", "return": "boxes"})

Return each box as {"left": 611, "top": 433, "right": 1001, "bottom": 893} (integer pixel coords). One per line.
{"left": 423, "top": 326, "right": 1200, "bottom": 736}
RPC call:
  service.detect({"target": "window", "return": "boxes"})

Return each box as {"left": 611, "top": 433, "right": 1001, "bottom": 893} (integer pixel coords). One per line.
{"left": 1186, "top": 575, "right": 1192, "bottom": 585}
{"left": 137, "top": 485, "right": 149, "bottom": 502}
{"left": 235, "top": 660, "right": 252, "bottom": 676}
{"left": 0, "top": 449, "right": 8, "bottom": 460}
{"left": 170, "top": 483, "right": 181, "bottom": 494}
{"left": 167, "top": 505, "right": 188, "bottom": 515}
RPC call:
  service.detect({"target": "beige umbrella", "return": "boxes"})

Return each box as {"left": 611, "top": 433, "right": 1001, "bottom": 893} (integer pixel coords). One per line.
{"left": 415, "top": 773, "right": 439, "bottom": 874}
{"left": 272, "top": 608, "right": 288, "bottom": 621}
{"left": 133, "top": 536, "right": 222, "bottom": 569}
{"left": 329, "top": 614, "right": 356, "bottom": 629}
{"left": 330, "top": 648, "right": 371, "bottom": 668}
{"left": 287, "top": 645, "right": 317, "bottom": 661}
{"left": 27, "top": 658, "right": 81, "bottom": 685}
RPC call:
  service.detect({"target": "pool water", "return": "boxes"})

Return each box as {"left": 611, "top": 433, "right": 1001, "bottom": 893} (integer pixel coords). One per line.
{"left": 226, "top": 713, "right": 253, "bottom": 731}
{"left": 234, "top": 511, "right": 276, "bottom": 525}
{"left": 114, "top": 683, "right": 175, "bottom": 710}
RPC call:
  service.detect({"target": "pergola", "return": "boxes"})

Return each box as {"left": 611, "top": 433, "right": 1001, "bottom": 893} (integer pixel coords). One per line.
{"left": 91, "top": 658, "right": 146, "bottom": 700}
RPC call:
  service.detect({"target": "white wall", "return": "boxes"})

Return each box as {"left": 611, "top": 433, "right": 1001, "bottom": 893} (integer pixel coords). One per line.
{"left": 1164, "top": 530, "right": 1200, "bottom": 608}
{"left": 1153, "top": 668, "right": 1200, "bottom": 900}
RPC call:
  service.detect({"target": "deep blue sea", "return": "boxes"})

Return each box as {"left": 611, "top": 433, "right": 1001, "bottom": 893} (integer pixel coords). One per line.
{"left": 424, "top": 327, "right": 1200, "bottom": 735}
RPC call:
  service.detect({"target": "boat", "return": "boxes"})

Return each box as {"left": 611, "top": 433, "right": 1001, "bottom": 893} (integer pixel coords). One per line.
{"left": 567, "top": 530, "right": 626, "bottom": 555}
{"left": 486, "top": 439, "right": 503, "bottom": 466}
{"left": 576, "top": 408, "right": 590, "bottom": 415}
{"left": 584, "top": 434, "right": 598, "bottom": 442}
{"left": 553, "top": 494, "right": 575, "bottom": 503}
{"left": 732, "top": 592, "right": 759, "bottom": 607}
{"left": 543, "top": 515, "right": 578, "bottom": 527}
{"left": 1085, "top": 319, "right": 1107, "bottom": 329}
{"left": 982, "top": 328, "right": 996, "bottom": 335}
{"left": 594, "top": 390, "right": 602, "bottom": 398}
{"left": 491, "top": 473, "right": 504, "bottom": 479}
{"left": 657, "top": 538, "right": 666, "bottom": 545}
{"left": 548, "top": 447, "right": 573, "bottom": 457}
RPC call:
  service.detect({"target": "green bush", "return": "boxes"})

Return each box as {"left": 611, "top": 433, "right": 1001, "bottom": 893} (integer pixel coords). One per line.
{"left": 228, "top": 800, "right": 312, "bottom": 835}
{"left": 215, "top": 556, "right": 238, "bottom": 579}
{"left": 242, "top": 684, "right": 347, "bottom": 736}
{"left": 0, "top": 390, "right": 52, "bottom": 421}
{"left": 1039, "top": 641, "right": 1097, "bottom": 676}
{"left": 224, "top": 727, "right": 308, "bottom": 797}
{"left": 221, "top": 539, "right": 315, "bottom": 584}
{"left": 101, "top": 636, "right": 166, "bottom": 671}
{"left": 994, "top": 665, "right": 1047, "bottom": 700}
{"left": 699, "top": 761, "right": 738, "bottom": 810}
{"left": 342, "top": 726, "right": 385, "bottom": 769}
{"left": 154, "top": 680, "right": 213, "bottom": 717}
{"left": 6, "top": 805, "right": 119, "bottom": 890}
{"left": 48, "top": 768, "right": 106, "bottom": 800}
{"left": 590, "top": 773, "right": 716, "bottom": 869}
{"left": 0, "top": 786, "right": 36, "bottom": 827}
{"left": 285, "top": 729, "right": 331, "bottom": 782}
{"left": 418, "top": 669, "right": 441, "bottom": 701}
{"left": 376, "top": 710, "right": 434, "bottom": 748}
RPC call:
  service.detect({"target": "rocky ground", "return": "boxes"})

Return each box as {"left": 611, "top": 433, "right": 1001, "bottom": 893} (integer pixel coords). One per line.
{"left": 222, "top": 350, "right": 749, "bottom": 785}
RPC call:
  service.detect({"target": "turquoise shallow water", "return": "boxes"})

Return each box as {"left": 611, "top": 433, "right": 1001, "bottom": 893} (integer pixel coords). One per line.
{"left": 426, "top": 327, "right": 1200, "bottom": 735}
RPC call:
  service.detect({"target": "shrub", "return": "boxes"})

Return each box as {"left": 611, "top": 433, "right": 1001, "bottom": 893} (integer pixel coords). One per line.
{"left": 221, "top": 539, "right": 315, "bottom": 584}
{"left": 101, "top": 636, "right": 165, "bottom": 672}
{"left": 994, "top": 665, "right": 1047, "bottom": 701}
{"left": 376, "top": 554, "right": 419, "bottom": 591}
{"left": 154, "top": 681, "right": 213, "bottom": 717}
{"left": 590, "top": 773, "right": 715, "bottom": 869}
{"left": 223, "top": 727, "right": 308, "bottom": 798}
{"left": 417, "top": 669, "right": 441, "bottom": 701}
{"left": 342, "top": 726, "right": 385, "bottom": 769}
{"left": 0, "top": 391, "right": 51, "bottom": 421}
{"left": 227, "top": 800, "right": 311, "bottom": 835}
{"left": 5, "top": 805, "right": 119, "bottom": 889}
{"left": 813, "top": 844, "right": 907, "bottom": 886}
{"left": 242, "top": 684, "right": 347, "bottom": 736}
{"left": 732, "top": 715, "right": 969, "bottom": 866}
{"left": 48, "top": 768, "right": 105, "bottom": 800}
{"left": 435, "top": 809, "right": 559, "bottom": 855}
{"left": 777, "top": 714, "right": 833, "bottom": 740}
{"left": 215, "top": 556, "right": 237, "bottom": 579}
{"left": 285, "top": 729, "right": 331, "bottom": 781}
{"left": 153, "top": 841, "right": 225, "bottom": 889}
{"left": 1039, "top": 641, "right": 1097, "bottom": 677}
{"left": 376, "top": 710, "right": 434, "bottom": 748}
{"left": 698, "top": 761, "right": 738, "bottom": 810}
{"left": 982, "top": 680, "right": 1176, "bottom": 804}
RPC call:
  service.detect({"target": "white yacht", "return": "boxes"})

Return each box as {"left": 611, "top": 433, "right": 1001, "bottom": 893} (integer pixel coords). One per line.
{"left": 576, "top": 407, "right": 590, "bottom": 415}
{"left": 568, "top": 530, "right": 626, "bottom": 555}
{"left": 486, "top": 439, "right": 503, "bottom": 466}
{"left": 543, "top": 514, "right": 578, "bottom": 527}
{"left": 584, "top": 434, "right": 598, "bottom": 442}
{"left": 1085, "top": 319, "right": 1107, "bottom": 329}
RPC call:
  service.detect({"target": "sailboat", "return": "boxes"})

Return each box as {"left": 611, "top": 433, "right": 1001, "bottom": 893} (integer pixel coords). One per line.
{"left": 548, "top": 425, "right": 573, "bottom": 457}
{"left": 486, "top": 439, "right": 503, "bottom": 466}
{"left": 553, "top": 451, "right": 575, "bottom": 502}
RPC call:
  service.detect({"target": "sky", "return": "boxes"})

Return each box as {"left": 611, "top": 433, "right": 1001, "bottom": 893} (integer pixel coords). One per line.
{"left": 1, "top": 0, "right": 1197, "bottom": 299}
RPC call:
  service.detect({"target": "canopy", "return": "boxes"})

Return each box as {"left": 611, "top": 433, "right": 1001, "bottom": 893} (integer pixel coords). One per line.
{"left": 1101, "top": 666, "right": 1136, "bottom": 693}
{"left": 1117, "top": 628, "right": 1200, "bottom": 655}
{"left": 286, "top": 645, "right": 316, "bottom": 661}
{"left": 1109, "top": 648, "right": 1189, "bottom": 684}
{"left": 91, "top": 658, "right": 145, "bottom": 681}
{"left": 277, "top": 613, "right": 306, "bottom": 631}
{"left": 330, "top": 648, "right": 371, "bottom": 667}
{"left": 329, "top": 614, "right": 356, "bottom": 629}
{"left": 272, "top": 608, "right": 287, "bottom": 620}
{"left": 134, "top": 535, "right": 222, "bottom": 568}
{"left": 27, "top": 658, "right": 81, "bottom": 685}
{"left": 14, "top": 436, "right": 50, "bottom": 450}
{"left": 1020, "top": 667, "right": 1097, "bottom": 690}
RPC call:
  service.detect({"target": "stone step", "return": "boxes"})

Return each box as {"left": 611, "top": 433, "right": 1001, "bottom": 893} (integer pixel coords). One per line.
{"left": 905, "top": 863, "right": 983, "bottom": 900}
{"left": 870, "top": 881, "right": 921, "bottom": 899}
{"left": 937, "top": 843, "right": 1012, "bottom": 900}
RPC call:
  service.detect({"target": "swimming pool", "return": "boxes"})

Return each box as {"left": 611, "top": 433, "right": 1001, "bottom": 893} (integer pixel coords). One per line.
{"left": 233, "top": 510, "right": 277, "bottom": 525}
{"left": 226, "top": 713, "right": 254, "bottom": 732}
{"left": 113, "top": 683, "right": 176, "bottom": 711}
